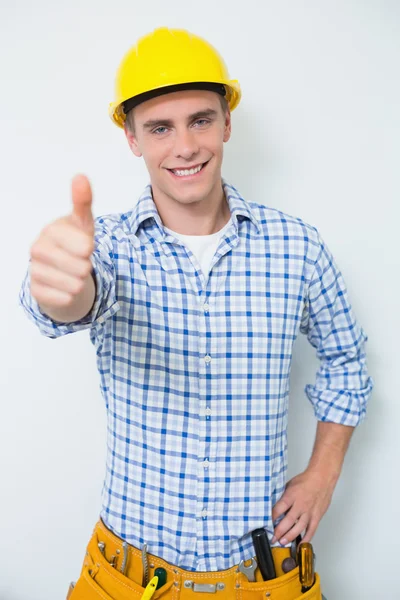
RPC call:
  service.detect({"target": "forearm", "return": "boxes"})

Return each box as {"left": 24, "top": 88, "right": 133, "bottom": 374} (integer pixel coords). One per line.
{"left": 306, "top": 421, "right": 354, "bottom": 487}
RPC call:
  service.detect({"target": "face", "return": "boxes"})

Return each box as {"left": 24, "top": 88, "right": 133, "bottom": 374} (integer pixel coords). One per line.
{"left": 124, "top": 89, "right": 231, "bottom": 208}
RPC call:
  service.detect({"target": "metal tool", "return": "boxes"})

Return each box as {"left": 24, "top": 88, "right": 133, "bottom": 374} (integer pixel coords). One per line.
{"left": 238, "top": 557, "right": 257, "bottom": 581}
{"left": 291, "top": 534, "right": 302, "bottom": 564}
{"left": 98, "top": 541, "right": 106, "bottom": 556}
{"left": 297, "top": 542, "right": 315, "bottom": 593}
{"left": 121, "top": 541, "right": 128, "bottom": 575}
{"left": 142, "top": 543, "right": 149, "bottom": 587}
{"left": 251, "top": 528, "right": 276, "bottom": 580}
{"left": 184, "top": 581, "right": 225, "bottom": 592}
{"left": 109, "top": 555, "right": 117, "bottom": 568}
{"left": 97, "top": 540, "right": 118, "bottom": 569}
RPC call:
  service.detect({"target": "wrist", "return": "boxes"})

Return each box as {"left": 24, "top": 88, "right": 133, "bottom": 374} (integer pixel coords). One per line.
{"left": 304, "top": 463, "right": 340, "bottom": 490}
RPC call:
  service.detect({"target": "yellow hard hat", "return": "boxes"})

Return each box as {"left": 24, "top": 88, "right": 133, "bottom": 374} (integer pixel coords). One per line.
{"left": 108, "top": 27, "right": 241, "bottom": 128}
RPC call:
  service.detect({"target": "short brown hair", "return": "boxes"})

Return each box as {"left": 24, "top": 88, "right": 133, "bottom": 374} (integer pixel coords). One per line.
{"left": 125, "top": 92, "right": 229, "bottom": 135}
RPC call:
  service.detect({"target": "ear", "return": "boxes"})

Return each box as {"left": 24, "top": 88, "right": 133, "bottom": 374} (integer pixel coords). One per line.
{"left": 223, "top": 108, "right": 232, "bottom": 143}
{"left": 124, "top": 123, "right": 142, "bottom": 157}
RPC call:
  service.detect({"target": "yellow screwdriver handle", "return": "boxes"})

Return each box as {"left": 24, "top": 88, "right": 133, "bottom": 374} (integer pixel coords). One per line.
{"left": 297, "top": 542, "right": 315, "bottom": 590}
{"left": 140, "top": 575, "right": 159, "bottom": 600}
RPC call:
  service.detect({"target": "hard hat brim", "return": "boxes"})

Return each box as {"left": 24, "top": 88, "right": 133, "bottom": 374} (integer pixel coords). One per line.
{"left": 109, "top": 79, "right": 241, "bottom": 129}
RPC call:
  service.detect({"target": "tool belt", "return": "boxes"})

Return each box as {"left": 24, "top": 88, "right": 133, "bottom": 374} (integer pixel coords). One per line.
{"left": 67, "top": 519, "right": 322, "bottom": 600}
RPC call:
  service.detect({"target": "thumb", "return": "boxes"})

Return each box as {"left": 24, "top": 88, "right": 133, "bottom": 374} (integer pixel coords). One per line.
{"left": 71, "top": 174, "right": 94, "bottom": 234}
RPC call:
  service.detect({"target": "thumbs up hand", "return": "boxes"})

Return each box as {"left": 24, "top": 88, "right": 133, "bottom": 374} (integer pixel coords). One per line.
{"left": 29, "top": 174, "right": 96, "bottom": 312}
{"left": 70, "top": 173, "right": 95, "bottom": 237}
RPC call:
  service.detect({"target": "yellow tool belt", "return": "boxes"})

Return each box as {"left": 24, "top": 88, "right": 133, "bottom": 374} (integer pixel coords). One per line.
{"left": 67, "top": 519, "right": 322, "bottom": 600}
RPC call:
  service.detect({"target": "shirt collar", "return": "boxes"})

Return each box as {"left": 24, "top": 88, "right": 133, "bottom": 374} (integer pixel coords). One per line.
{"left": 126, "top": 178, "right": 262, "bottom": 239}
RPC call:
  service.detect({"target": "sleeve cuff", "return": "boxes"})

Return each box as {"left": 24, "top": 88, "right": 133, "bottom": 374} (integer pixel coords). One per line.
{"left": 18, "top": 253, "right": 120, "bottom": 339}
{"left": 305, "top": 377, "right": 374, "bottom": 427}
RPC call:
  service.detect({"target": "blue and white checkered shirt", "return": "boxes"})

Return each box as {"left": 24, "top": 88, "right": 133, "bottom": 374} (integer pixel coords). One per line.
{"left": 19, "top": 179, "right": 373, "bottom": 571}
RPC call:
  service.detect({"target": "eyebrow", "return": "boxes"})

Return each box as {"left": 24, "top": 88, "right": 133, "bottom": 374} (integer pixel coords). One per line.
{"left": 142, "top": 108, "right": 219, "bottom": 131}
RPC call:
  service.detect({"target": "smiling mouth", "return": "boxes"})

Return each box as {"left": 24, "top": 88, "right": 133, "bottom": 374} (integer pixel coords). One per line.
{"left": 167, "top": 160, "right": 210, "bottom": 178}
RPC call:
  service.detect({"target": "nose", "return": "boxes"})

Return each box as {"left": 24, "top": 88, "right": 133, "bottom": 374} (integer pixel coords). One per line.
{"left": 173, "top": 127, "right": 200, "bottom": 160}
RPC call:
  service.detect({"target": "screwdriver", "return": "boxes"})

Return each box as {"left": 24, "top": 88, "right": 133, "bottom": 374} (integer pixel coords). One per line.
{"left": 297, "top": 543, "right": 315, "bottom": 593}
{"left": 251, "top": 528, "right": 276, "bottom": 580}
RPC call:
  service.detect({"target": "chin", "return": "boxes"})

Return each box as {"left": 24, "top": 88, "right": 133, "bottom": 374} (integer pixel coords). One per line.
{"left": 173, "top": 190, "right": 205, "bottom": 204}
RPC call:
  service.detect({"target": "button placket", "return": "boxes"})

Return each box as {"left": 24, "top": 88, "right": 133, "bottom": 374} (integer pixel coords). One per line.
{"left": 197, "top": 302, "right": 209, "bottom": 532}
{"left": 196, "top": 289, "right": 215, "bottom": 546}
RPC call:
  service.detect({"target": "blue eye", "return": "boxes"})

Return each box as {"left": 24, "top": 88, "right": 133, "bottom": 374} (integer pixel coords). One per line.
{"left": 153, "top": 126, "right": 168, "bottom": 135}
{"left": 152, "top": 119, "right": 210, "bottom": 135}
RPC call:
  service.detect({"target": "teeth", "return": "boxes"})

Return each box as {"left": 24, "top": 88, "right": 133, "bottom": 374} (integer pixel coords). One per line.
{"left": 172, "top": 164, "right": 203, "bottom": 177}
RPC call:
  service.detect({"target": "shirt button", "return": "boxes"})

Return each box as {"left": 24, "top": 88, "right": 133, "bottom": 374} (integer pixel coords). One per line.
{"left": 201, "top": 508, "right": 208, "bottom": 519}
{"left": 203, "top": 459, "right": 210, "bottom": 469}
{"left": 205, "top": 407, "right": 212, "bottom": 417}
{"left": 203, "top": 303, "right": 210, "bottom": 312}
{"left": 204, "top": 355, "right": 212, "bottom": 364}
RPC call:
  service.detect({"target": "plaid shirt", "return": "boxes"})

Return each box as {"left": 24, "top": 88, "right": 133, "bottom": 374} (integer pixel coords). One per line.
{"left": 19, "top": 178, "right": 373, "bottom": 571}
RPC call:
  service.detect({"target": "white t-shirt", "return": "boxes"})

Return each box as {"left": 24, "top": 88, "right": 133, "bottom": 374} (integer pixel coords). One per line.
{"left": 163, "top": 218, "right": 232, "bottom": 279}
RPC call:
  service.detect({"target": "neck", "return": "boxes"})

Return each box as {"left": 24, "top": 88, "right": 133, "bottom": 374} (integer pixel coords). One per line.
{"left": 151, "top": 179, "right": 231, "bottom": 235}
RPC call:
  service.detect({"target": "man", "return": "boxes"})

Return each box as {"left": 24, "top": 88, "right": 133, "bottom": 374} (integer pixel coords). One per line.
{"left": 19, "top": 27, "right": 373, "bottom": 600}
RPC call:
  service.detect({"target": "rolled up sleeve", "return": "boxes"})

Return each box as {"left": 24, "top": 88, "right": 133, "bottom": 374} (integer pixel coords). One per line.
{"left": 18, "top": 218, "right": 120, "bottom": 339}
{"left": 300, "top": 232, "right": 373, "bottom": 426}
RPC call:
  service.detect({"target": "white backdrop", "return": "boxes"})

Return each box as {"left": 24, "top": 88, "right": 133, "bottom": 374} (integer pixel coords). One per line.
{"left": 1, "top": 1, "right": 398, "bottom": 598}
